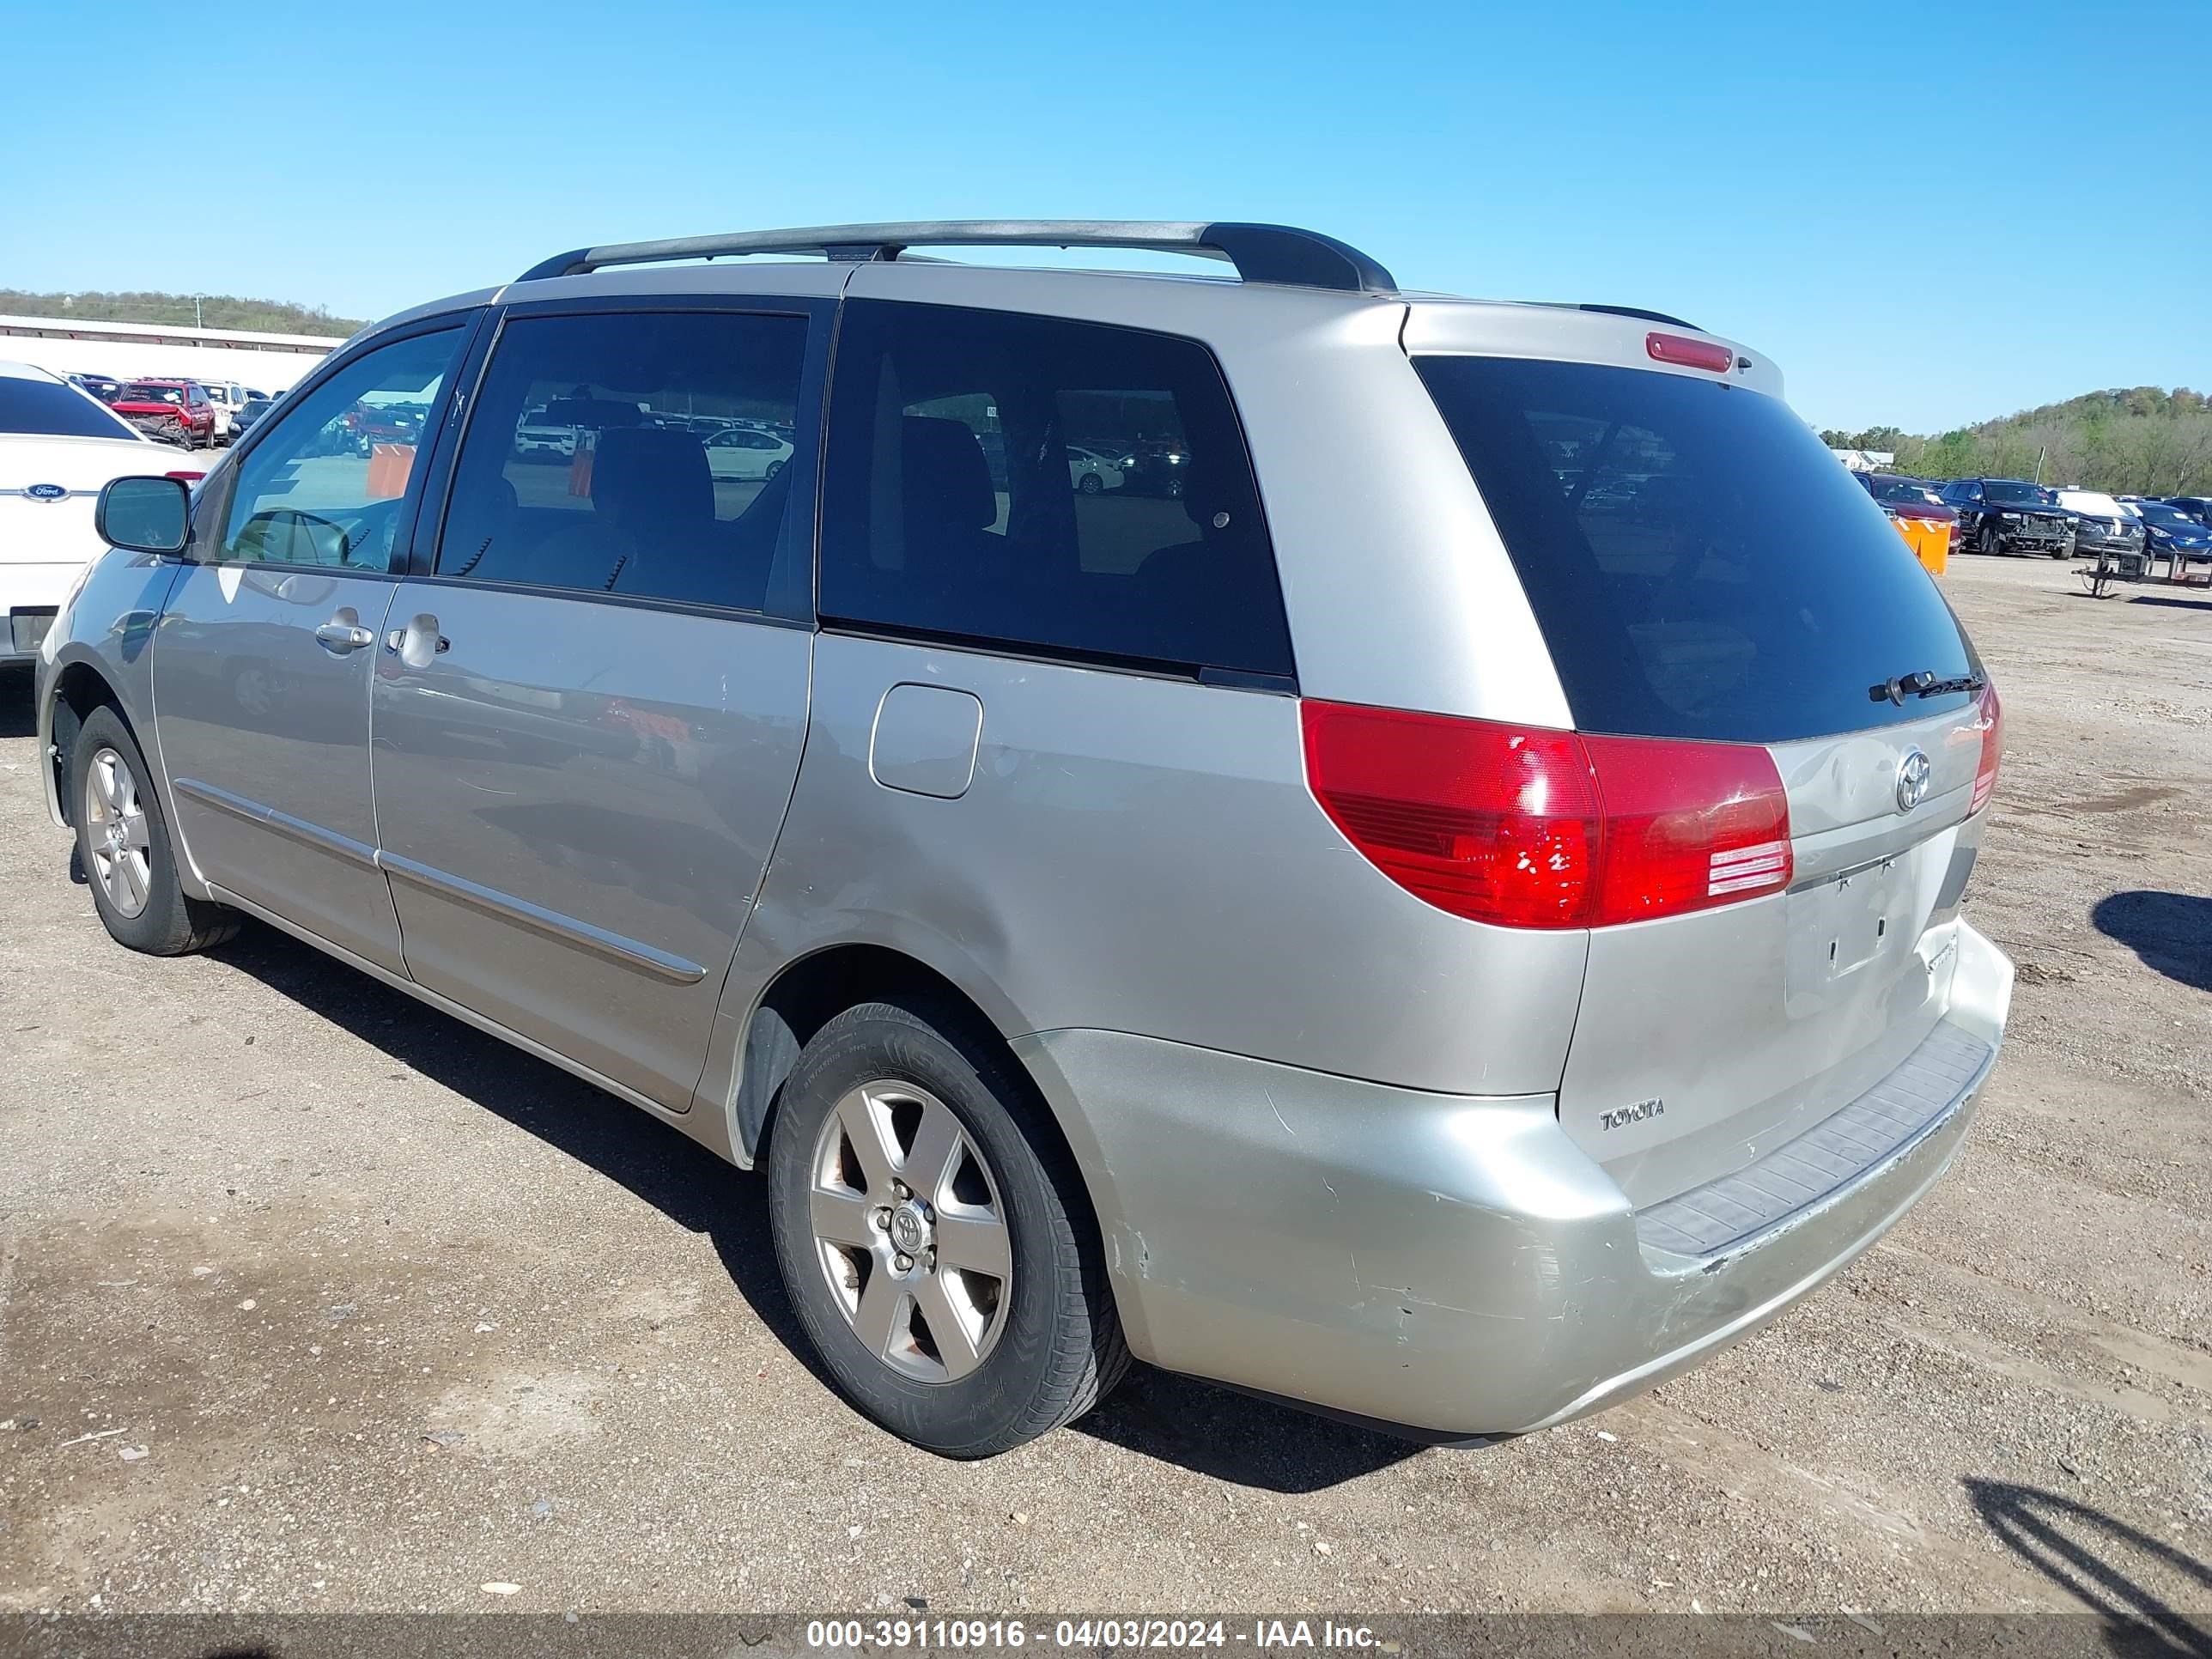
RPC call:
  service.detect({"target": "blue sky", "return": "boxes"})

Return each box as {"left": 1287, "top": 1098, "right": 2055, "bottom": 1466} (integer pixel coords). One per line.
{"left": 8, "top": 0, "right": 2206, "bottom": 433}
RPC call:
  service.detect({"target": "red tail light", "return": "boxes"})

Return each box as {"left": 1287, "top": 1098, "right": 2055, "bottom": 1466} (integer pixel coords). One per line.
{"left": 164, "top": 470, "right": 205, "bottom": 483}
{"left": 1297, "top": 702, "right": 1600, "bottom": 927}
{"left": 1578, "top": 733, "right": 1792, "bottom": 921}
{"left": 1645, "top": 331, "right": 1735, "bottom": 374}
{"left": 1301, "top": 701, "right": 1793, "bottom": 930}
{"left": 1970, "top": 683, "right": 2002, "bottom": 814}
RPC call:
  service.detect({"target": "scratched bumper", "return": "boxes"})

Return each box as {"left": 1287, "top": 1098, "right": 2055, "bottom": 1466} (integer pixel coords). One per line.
{"left": 1011, "top": 923, "right": 2010, "bottom": 1438}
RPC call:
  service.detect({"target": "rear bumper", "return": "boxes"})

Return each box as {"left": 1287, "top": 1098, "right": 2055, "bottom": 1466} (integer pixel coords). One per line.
{"left": 1015, "top": 921, "right": 2012, "bottom": 1438}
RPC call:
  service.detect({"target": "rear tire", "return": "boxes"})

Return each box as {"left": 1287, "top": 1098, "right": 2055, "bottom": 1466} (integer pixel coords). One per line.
{"left": 70, "top": 706, "right": 238, "bottom": 957}
{"left": 766, "top": 999, "right": 1129, "bottom": 1456}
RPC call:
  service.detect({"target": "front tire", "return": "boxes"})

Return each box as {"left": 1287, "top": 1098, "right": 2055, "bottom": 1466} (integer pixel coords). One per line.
{"left": 1978, "top": 524, "right": 2004, "bottom": 558}
{"left": 70, "top": 706, "right": 237, "bottom": 956}
{"left": 767, "top": 1000, "right": 1128, "bottom": 1456}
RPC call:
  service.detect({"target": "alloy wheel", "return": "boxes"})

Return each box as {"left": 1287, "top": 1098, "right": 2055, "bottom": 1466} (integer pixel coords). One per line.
{"left": 82, "top": 745, "right": 153, "bottom": 919}
{"left": 806, "top": 1079, "right": 1013, "bottom": 1383}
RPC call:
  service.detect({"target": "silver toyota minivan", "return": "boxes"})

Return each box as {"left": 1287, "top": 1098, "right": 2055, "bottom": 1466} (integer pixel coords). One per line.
{"left": 38, "top": 222, "right": 2013, "bottom": 1457}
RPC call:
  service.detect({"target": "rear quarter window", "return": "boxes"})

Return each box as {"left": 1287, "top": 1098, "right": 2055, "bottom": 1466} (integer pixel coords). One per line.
{"left": 819, "top": 299, "right": 1293, "bottom": 681}
{"left": 1415, "top": 356, "right": 1977, "bottom": 744}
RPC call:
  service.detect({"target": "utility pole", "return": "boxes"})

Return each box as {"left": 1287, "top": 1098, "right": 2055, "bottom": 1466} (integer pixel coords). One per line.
{"left": 193, "top": 295, "right": 204, "bottom": 329}
{"left": 2033, "top": 444, "right": 2045, "bottom": 485}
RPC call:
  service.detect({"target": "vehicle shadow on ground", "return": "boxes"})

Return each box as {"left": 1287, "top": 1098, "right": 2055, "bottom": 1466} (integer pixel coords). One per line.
{"left": 2092, "top": 891, "right": 2212, "bottom": 994}
{"left": 207, "top": 921, "right": 1422, "bottom": 1492}
{"left": 1963, "top": 1479, "right": 2212, "bottom": 1654}
{"left": 0, "top": 666, "right": 36, "bottom": 740}
{"left": 1069, "top": 1368, "right": 1421, "bottom": 1489}
{"left": 2125, "top": 594, "right": 2212, "bottom": 611}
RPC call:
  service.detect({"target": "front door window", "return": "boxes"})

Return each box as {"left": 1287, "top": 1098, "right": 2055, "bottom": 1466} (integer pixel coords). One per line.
{"left": 220, "top": 329, "right": 463, "bottom": 570}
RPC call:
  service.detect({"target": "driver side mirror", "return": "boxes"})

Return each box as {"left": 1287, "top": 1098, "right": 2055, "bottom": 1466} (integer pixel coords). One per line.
{"left": 96, "top": 476, "right": 193, "bottom": 556}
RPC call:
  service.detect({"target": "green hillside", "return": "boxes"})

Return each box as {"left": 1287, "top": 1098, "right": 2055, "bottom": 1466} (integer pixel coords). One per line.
{"left": 0, "top": 288, "right": 364, "bottom": 338}
{"left": 1823, "top": 387, "right": 2211, "bottom": 496}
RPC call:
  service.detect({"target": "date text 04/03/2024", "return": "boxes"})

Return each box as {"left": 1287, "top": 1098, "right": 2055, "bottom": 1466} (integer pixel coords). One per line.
{"left": 804, "top": 1619, "right": 1391, "bottom": 1650}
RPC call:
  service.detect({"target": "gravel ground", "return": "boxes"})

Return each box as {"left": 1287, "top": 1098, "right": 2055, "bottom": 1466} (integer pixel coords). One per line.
{"left": 0, "top": 554, "right": 2207, "bottom": 1622}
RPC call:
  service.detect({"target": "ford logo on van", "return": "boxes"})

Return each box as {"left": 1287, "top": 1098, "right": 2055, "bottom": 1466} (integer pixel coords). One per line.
{"left": 1895, "top": 750, "right": 1932, "bottom": 813}
{"left": 26, "top": 483, "right": 69, "bottom": 502}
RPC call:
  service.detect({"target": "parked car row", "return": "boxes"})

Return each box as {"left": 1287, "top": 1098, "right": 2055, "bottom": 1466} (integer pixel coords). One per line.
{"left": 509, "top": 402, "right": 799, "bottom": 477}
{"left": 63, "top": 370, "right": 277, "bottom": 449}
{"left": 2116, "top": 495, "right": 2212, "bottom": 568}
{"left": 1860, "top": 474, "right": 2211, "bottom": 563}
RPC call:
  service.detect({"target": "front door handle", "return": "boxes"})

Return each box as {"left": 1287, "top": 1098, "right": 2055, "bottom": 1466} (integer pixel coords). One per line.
{"left": 313, "top": 608, "right": 374, "bottom": 653}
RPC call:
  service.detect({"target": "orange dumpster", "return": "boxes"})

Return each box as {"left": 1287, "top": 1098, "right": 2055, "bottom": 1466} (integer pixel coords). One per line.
{"left": 366, "top": 442, "right": 416, "bottom": 501}
{"left": 1889, "top": 507, "right": 1950, "bottom": 576}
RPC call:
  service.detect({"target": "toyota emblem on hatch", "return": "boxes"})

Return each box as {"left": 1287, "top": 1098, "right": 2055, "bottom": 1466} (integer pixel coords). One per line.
{"left": 1895, "top": 749, "right": 1931, "bottom": 814}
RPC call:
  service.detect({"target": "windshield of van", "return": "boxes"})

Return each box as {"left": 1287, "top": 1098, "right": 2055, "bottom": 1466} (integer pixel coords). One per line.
{"left": 1415, "top": 356, "right": 1976, "bottom": 743}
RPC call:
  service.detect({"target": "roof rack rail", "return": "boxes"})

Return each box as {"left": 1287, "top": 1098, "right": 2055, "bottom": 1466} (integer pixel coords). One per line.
{"left": 514, "top": 221, "right": 1397, "bottom": 295}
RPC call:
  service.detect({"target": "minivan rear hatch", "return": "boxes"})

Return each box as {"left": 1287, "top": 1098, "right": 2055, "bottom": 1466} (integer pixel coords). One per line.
{"left": 1411, "top": 326, "right": 1996, "bottom": 1213}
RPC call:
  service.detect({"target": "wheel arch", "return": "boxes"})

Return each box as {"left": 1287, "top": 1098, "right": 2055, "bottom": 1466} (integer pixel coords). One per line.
{"left": 47, "top": 657, "right": 133, "bottom": 829}
{"left": 730, "top": 942, "right": 1107, "bottom": 1249}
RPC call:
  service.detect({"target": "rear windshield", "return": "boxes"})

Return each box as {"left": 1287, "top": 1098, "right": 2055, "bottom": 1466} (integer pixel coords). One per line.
{"left": 122, "top": 384, "right": 185, "bottom": 404}
{"left": 0, "top": 376, "right": 140, "bottom": 440}
{"left": 1416, "top": 356, "right": 1975, "bottom": 743}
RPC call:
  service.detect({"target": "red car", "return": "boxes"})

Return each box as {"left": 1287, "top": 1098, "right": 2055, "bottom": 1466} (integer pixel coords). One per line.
{"left": 110, "top": 380, "right": 217, "bottom": 449}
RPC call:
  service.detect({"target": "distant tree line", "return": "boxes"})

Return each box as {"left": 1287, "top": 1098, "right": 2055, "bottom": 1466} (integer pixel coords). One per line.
{"left": 0, "top": 288, "right": 365, "bottom": 338}
{"left": 1822, "top": 387, "right": 2212, "bottom": 496}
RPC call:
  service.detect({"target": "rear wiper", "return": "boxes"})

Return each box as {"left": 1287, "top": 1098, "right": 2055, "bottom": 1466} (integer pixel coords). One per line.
{"left": 1868, "top": 669, "right": 1986, "bottom": 705}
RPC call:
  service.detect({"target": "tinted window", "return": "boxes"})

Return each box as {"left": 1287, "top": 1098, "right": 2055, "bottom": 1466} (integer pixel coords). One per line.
{"left": 819, "top": 300, "right": 1291, "bottom": 679}
{"left": 438, "top": 311, "right": 808, "bottom": 613}
{"left": 217, "top": 328, "right": 463, "bottom": 569}
{"left": 1415, "top": 356, "right": 1974, "bottom": 743}
{"left": 0, "top": 375, "right": 139, "bottom": 440}
{"left": 1982, "top": 481, "right": 2051, "bottom": 505}
{"left": 124, "top": 384, "right": 185, "bottom": 405}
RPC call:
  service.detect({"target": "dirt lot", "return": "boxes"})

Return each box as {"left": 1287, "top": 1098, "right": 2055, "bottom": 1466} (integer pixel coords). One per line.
{"left": 1, "top": 555, "right": 2207, "bottom": 1621}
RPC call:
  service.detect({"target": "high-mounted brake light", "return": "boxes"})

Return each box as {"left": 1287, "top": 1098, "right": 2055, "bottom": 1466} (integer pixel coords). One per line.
{"left": 164, "top": 470, "right": 205, "bottom": 483}
{"left": 1302, "top": 702, "right": 1793, "bottom": 930}
{"left": 1645, "top": 331, "right": 1735, "bottom": 374}
{"left": 1970, "top": 683, "right": 2002, "bottom": 814}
